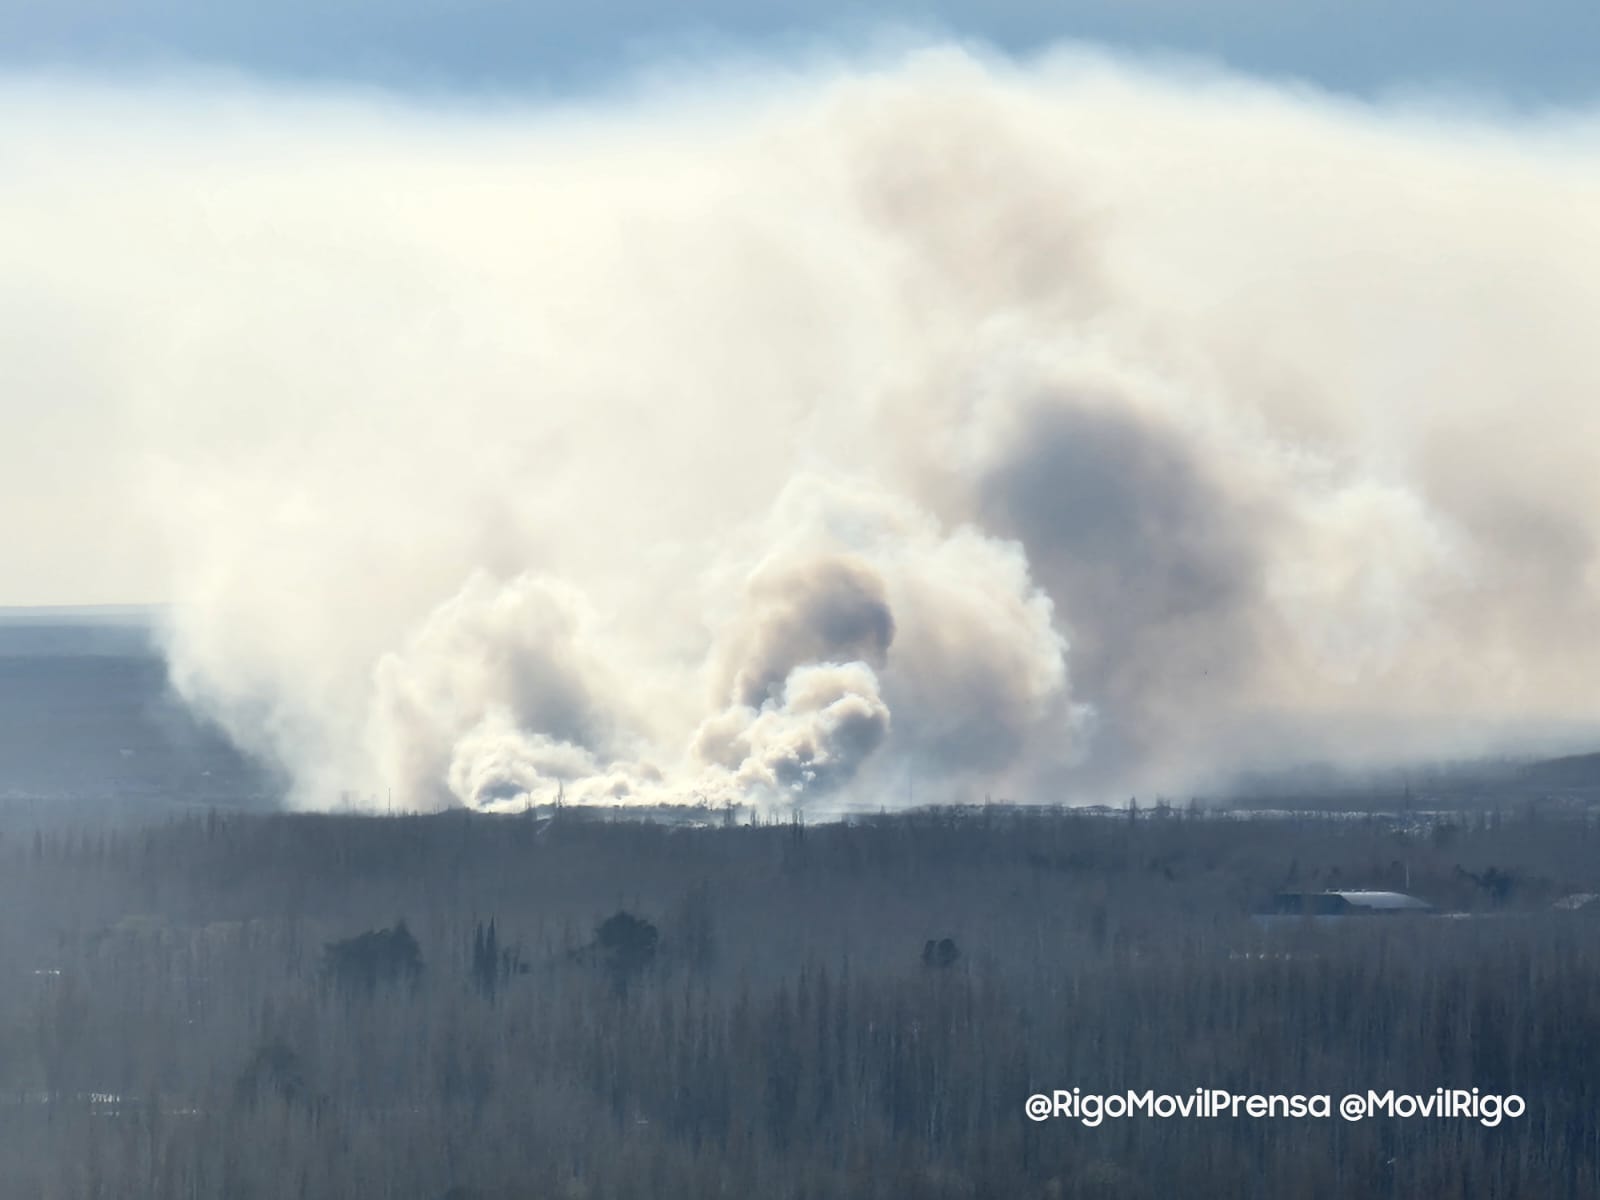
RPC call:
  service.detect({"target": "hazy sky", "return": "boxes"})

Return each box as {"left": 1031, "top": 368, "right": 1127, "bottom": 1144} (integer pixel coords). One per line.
{"left": 1, "top": 0, "right": 1597, "bottom": 104}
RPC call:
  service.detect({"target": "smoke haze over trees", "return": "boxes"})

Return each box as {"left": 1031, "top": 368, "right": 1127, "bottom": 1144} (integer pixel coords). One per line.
{"left": 2, "top": 803, "right": 1599, "bottom": 1196}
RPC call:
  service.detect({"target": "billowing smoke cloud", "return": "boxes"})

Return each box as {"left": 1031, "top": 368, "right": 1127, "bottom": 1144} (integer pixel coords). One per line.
{"left": 715, "top": 554, "right": 895, "bottom": 711}
{"left": 695, "top": 661, "right": 892, "bottom": 799}
{"left": 685, "top": 475, "right": 1075, "bottom": 804}
{"left": 4, "top": 46, "right": 1600, "bottom": 809}
{"left": 367, "top": 571, "right": 634, "bottom": 808}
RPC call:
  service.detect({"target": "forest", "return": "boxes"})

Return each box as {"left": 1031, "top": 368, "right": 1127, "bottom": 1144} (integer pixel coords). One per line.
{"left": 3, "top": 799, "right": 1600, "bottom": 1199}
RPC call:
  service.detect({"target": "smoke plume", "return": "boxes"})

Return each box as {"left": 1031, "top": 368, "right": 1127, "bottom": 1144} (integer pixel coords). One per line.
{"left": 4, "top": 46, "right": 1600, "bottom": 809}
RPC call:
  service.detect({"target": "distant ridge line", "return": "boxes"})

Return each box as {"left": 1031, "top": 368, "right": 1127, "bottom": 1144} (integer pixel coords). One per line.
{"left": 0, "top": 604, "right": 164, "bottom": 623}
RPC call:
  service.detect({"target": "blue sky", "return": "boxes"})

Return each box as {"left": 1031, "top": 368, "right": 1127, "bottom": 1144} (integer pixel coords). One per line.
{"left": 2, "top": 0, "right": 1597, "bottom": 104}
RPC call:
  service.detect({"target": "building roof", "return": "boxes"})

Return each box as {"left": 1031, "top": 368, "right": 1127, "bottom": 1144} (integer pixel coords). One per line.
{"left": 1329, "top": 890, "right": 1433, "bottom": 911}
{"left": 1264, "top": 890, "right": 1433, "bottom": 916}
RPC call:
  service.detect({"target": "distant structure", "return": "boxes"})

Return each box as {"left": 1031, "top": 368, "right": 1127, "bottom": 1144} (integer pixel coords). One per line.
{"left": 1553, "top": 893, "right": 1600, "bottom": 912}
{"left": 1256, "top": 890, "right": 1434, "bottom": 924}
{"left": 921, "top": 937, "right": 961, "bottom": 969}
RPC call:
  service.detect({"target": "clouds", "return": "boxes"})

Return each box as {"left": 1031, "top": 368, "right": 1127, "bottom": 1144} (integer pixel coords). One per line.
{"left": 4, "top": 47, "right": 1600, "bottom": 807}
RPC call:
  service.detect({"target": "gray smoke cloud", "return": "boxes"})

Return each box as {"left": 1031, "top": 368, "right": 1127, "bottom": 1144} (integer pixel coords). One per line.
{"left": 4, "top": 46, "right": 1600, "bottom": 809}
{"left": 715, "top": 554, "right": 896, "bottom": 710}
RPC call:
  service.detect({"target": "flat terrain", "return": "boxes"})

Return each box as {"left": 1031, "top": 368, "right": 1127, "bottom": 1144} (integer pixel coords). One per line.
{"left": 3, "top": 803, "right": 1600, "bottom": 1198}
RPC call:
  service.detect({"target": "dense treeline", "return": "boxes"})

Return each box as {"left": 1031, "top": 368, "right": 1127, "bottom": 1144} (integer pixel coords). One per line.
{"left": 3, "top": 803, "right": 1600, "bottom": 1197}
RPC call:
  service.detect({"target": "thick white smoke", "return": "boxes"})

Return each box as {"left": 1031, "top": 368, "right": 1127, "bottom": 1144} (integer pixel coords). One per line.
{"left": 4, "top": 47, "right": 1600, "bottom": 809}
